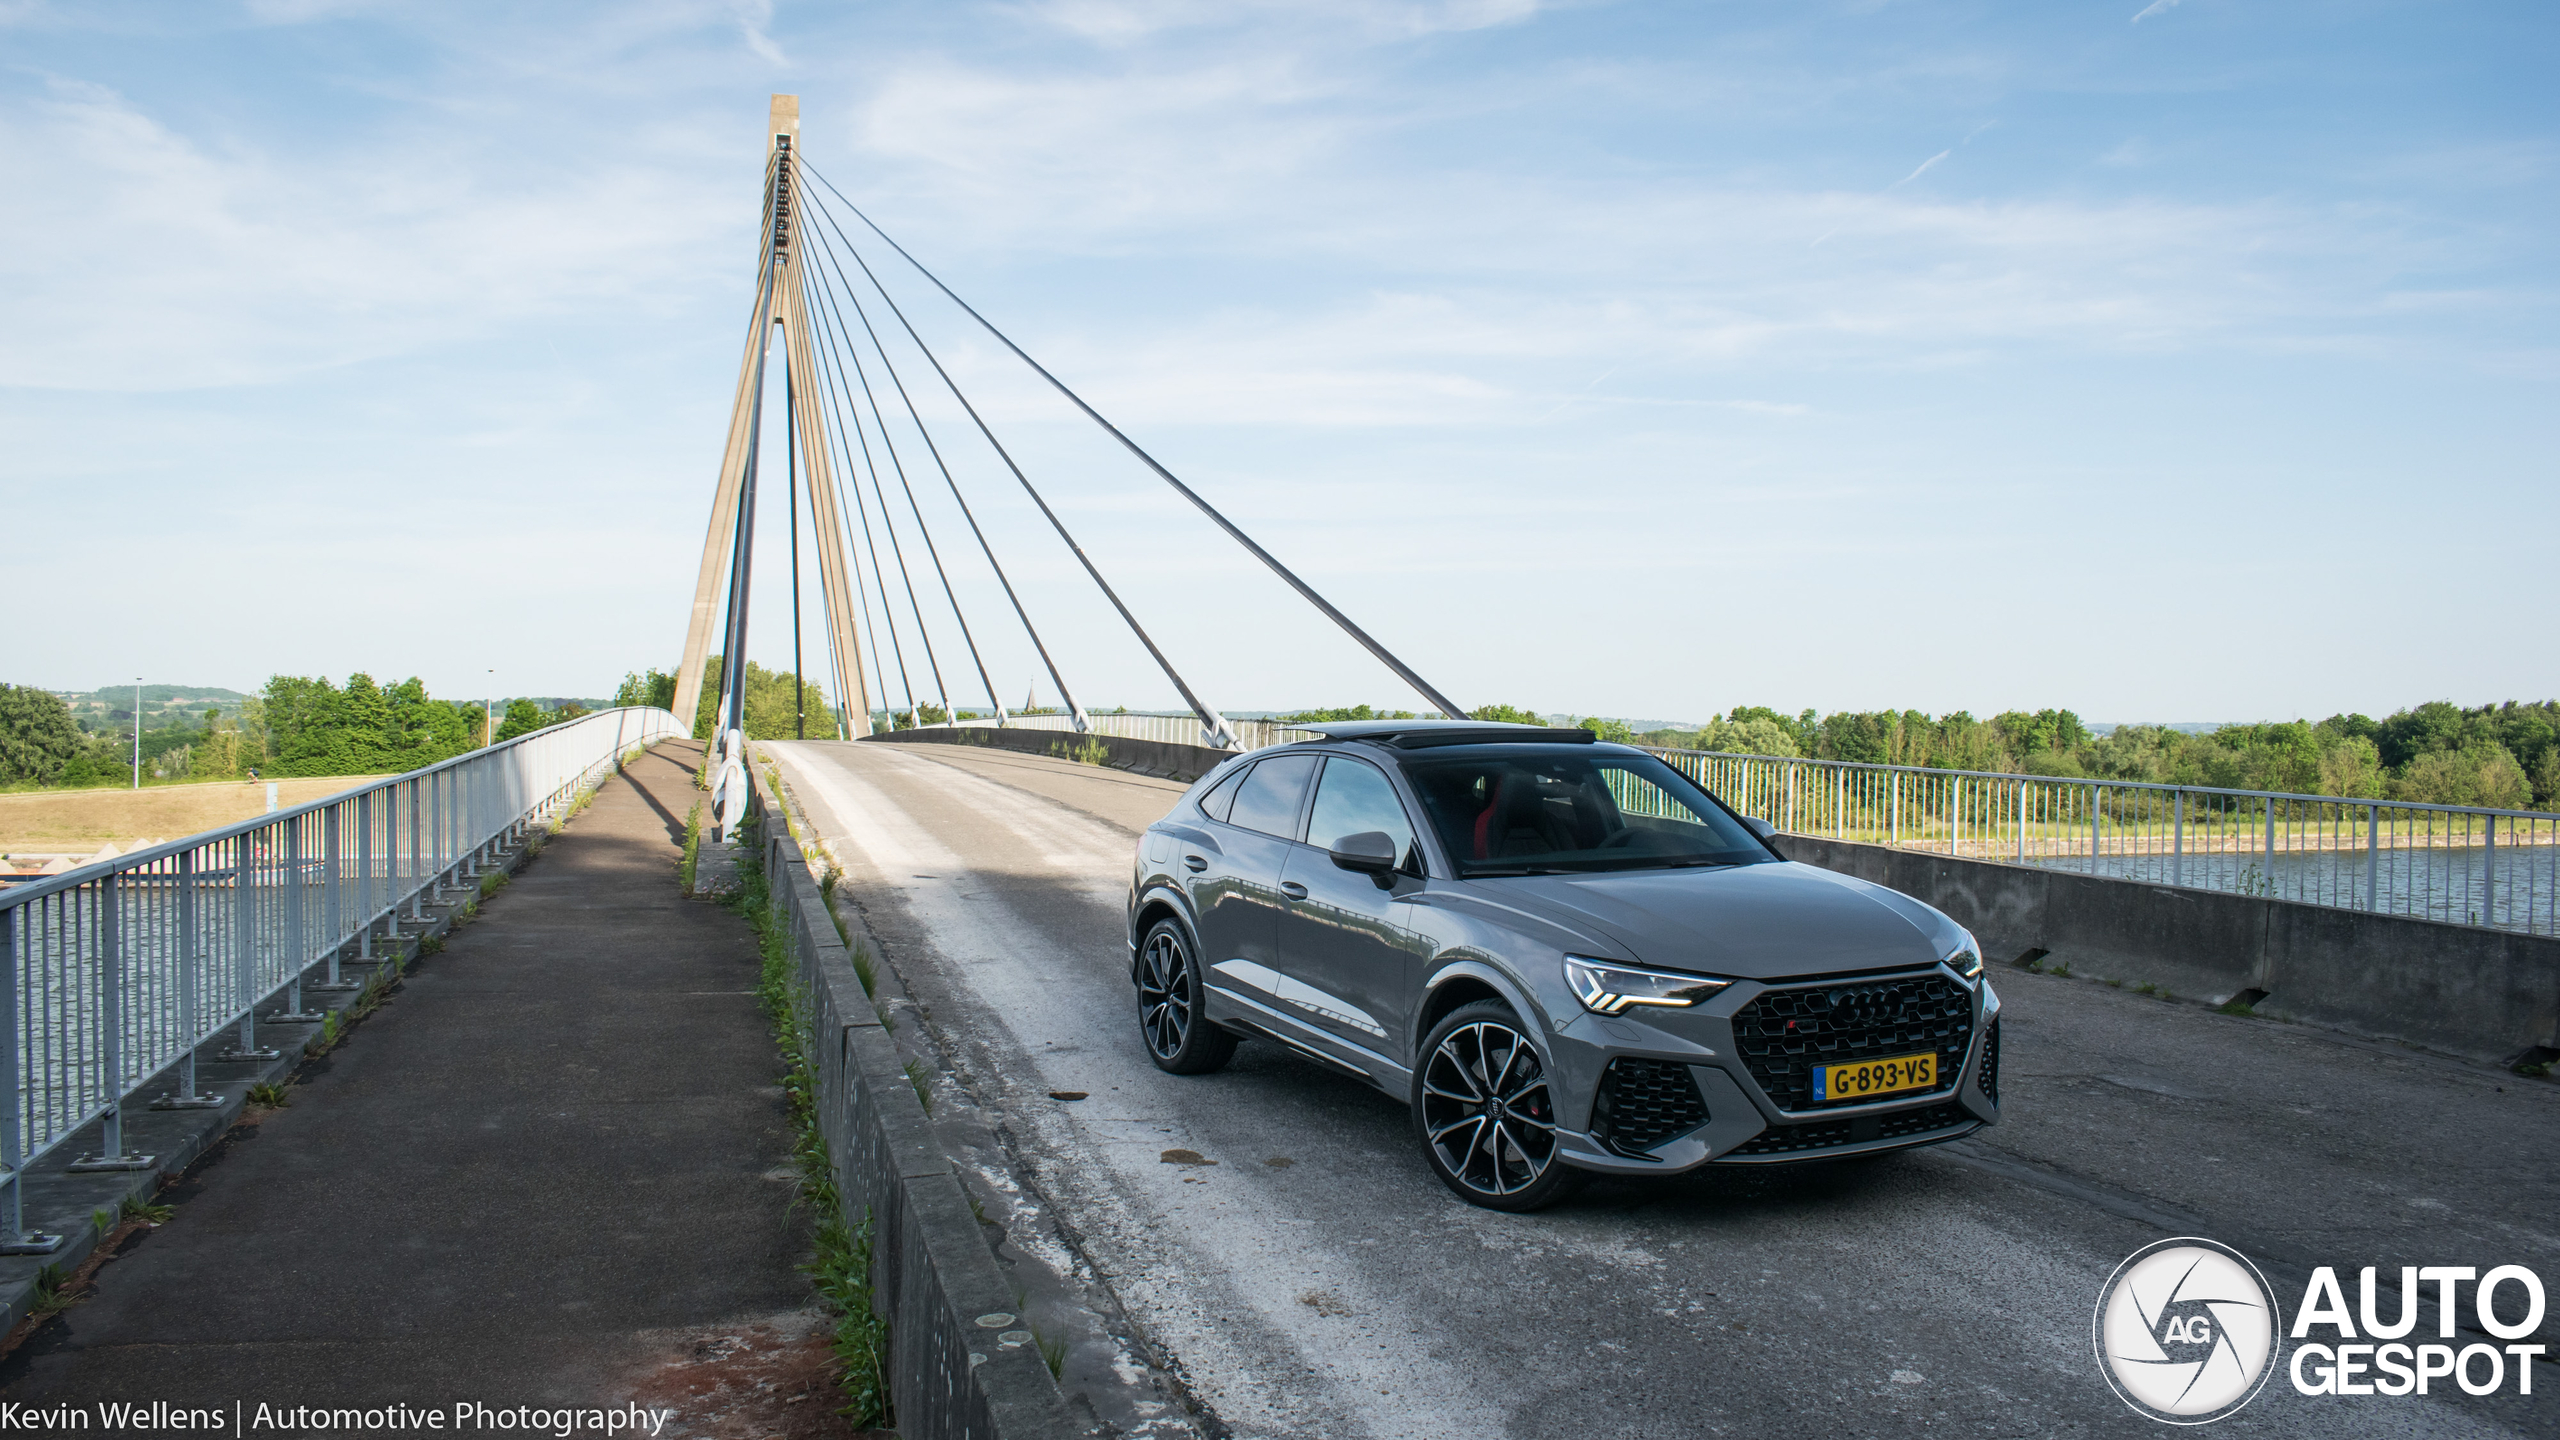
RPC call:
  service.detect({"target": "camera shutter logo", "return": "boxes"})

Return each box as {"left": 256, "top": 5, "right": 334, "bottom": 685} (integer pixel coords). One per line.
{"left": 2094, "top": 1237, "right": 2282, "bottom": 1424}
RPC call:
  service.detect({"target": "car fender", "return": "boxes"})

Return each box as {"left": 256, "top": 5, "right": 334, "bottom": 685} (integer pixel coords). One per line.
{"left": 1415, "top": 955, "right": 1557, "bottom": 1070}
{"left": 1128, "top": 878, "right": 1201, "bottom": 984}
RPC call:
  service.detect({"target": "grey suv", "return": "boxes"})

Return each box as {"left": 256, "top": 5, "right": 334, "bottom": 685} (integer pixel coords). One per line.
{"left": 1125, "top": 721, "right": 2002, "bottom": 1211}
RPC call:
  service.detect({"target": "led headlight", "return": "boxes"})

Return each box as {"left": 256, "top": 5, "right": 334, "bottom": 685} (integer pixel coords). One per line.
{"left": 1565, "top": 956, "right": 1730, "bottom": 1016}
{"left": 1946, "top": 929, "right": 1985, "bottom": 980}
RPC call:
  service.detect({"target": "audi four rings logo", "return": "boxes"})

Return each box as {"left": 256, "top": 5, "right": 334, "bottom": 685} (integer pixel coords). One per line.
{"left": 2094, "top": 1238, "right": 2281, "bottom": 1424}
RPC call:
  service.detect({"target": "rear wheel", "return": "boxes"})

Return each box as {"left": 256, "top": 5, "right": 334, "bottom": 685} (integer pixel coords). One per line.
{"left": 1136, "top": 918, "right": 1236, "bottom": 1075}
{"left": 1412, "top": 1001, "right": 1589, "bottom": 1212}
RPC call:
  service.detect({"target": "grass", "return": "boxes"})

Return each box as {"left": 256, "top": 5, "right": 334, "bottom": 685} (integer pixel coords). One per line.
{"left": 30, "top": 1264, "right": 77, "bottom": 1317}
{"left": 119, "top": 1194, "right": 173, "bottom": 1225}
{"left": 90, "top": 1208, "right": 113, "bottom": 1239}
{"left": 478, "top": 871, "right": 509, "bottom": 901}
{"left": 903, "top": 1060, "right": 934, "bottom": 1116}
{"left": 305, "top": 1009, "right": 343, "bottom": 1057}
{"left": 0, "top": 775, "right": 393, "bottom": 855}
{"left": 733, "top": 803, "right": 893, "bottom": 1429}
{"left": 2217, "top": 997, "right": 2257, "bottom": 1016}
{"left": 417, "top": 933, "right": 445, "bottom": 957}
{"left": 1049, "top": 737, "right": 1110, "bottom": 768}
{"left": 1035, "top": 1326, "right": 1067, "bottom": 1378}
{"left": 2515, "top": 1061, "right": 2553, "bottom": 1079}
{"left": 2048, "top": 962, "right": 2073, "bottom": 978}
{"left": 851, "top": 943, "right": 877, "bottom": 999}
{"left": 680, "top": 803, "right": 703, "bottom": 891}
{"left": 246, "top": 1081, "right": 291, "bottom": 1108}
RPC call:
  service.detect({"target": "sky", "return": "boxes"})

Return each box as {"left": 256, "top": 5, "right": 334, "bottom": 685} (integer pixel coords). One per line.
{"left": 1, "top": 0, "right": 2552, "bottom": 725}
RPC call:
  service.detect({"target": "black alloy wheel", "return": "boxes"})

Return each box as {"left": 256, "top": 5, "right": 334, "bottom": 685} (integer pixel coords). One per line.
{"left": 1413, "top": 1000, "right": 1588, "bottom": 1212}
{"left": 1136, "top": 918, "right": 1237, "bottom": 1075}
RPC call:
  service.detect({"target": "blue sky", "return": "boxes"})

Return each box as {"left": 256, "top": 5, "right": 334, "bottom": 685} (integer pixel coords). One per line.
{"left": 2, "top": 0, "right": 2551, "bottom": 723}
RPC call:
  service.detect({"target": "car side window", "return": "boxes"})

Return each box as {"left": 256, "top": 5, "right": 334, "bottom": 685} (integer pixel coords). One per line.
{"left": 1195, "top": 765, "right": 1246, "bottom": 822}
{"left": 1226, "top": 754, "right": 1317, "bottom": 839}
{"left": 1308, "top": 757, "right": 1422, "bottom": 873}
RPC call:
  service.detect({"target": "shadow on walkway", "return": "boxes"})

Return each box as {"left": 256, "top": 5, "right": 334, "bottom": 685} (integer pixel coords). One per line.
{"left": 0, "top": 742, "right": 855, "bottom": 1438}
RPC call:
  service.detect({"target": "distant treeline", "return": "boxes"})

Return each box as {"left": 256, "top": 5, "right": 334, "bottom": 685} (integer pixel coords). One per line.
{"left": 1273, "top": 700, "right": 2560, "bottom": 811}
{"left": 0, "top": 675, "right": 608, "bottom": 789}
{"left": 615, "top": 661, "right": 836, "bottom": 743}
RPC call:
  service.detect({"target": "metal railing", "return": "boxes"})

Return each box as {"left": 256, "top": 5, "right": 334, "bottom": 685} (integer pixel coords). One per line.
{"left": 1643, "top": 749, "right": 2559, "bottom": 940}
{"left": 0, "top": 706, "right": 687, "bottom": 1250}
{"left": 934, "top": 712, "right": 1322, "bottom": 752}
{"left": 922, "top": 714, "right": 2558, "bottom": 939}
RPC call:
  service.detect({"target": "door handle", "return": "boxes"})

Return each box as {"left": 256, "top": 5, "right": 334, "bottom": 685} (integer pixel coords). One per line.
{"left": 1281, "top": 881, "right": 1309, "bottom": 900}
{"left": 1183, "top": 855, "right": 1208, "bottom": 873}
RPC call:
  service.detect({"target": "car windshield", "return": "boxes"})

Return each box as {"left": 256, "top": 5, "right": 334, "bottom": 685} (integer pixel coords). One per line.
{"left": 1402, "top": 749, "right": 1774, "bottom": 876}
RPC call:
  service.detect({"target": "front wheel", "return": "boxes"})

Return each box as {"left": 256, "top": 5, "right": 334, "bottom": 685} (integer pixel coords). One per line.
{"left": 1136, "top": 918, "right": 1236, "bottom": 1075}
{"left": 1412, "top": 1001, "right": 1588, "bottom": 1212}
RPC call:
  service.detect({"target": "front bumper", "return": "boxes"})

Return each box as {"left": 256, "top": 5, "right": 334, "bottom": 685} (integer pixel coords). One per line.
{"left": 1544, "top": 963, "right": 2002, "bottom": 1176}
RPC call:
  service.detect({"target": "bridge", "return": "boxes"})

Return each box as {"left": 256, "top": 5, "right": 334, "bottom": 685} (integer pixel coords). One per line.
{"left": 1, "top": 97, "right": 2554, "bottom": 1438}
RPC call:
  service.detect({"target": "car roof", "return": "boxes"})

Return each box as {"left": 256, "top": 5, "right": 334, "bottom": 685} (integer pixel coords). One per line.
{"left": 1283, "top": 719, "right": 1597, "bottom": 748}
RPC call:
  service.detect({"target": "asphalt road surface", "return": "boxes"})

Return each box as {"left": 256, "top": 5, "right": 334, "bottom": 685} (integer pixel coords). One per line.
{"left": 772, "top": 738, "right": 2559, "bottom": 1440}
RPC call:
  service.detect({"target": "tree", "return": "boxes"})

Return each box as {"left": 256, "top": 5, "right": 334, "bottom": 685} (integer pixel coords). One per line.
{"left": 1469, "top": 703, "right": 1543, "bottom": 725}
{"left": 0, "top": 683, "right": 83, "bottom": 784}
{"left": 493, "top": 698, "right": 549, "bottom": 743}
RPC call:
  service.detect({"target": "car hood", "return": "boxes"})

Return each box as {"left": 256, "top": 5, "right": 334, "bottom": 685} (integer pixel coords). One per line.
{"left": 1472, "top": 861, "right": 1953, "bottom": 980}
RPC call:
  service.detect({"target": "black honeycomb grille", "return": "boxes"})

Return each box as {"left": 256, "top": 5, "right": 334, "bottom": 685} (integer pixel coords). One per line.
{"left": 1723, "top": 1101, "right": 1975, "bottom": 1157}
{"left": 1589, "top": 1058, "right": 1709, "bottom": 1155}
{"left": 1979, "top": 1018, "right": 2001, "bottom": 1106}
{"left": 1733, "top": 973, "right": 1974, "bottom": 1111}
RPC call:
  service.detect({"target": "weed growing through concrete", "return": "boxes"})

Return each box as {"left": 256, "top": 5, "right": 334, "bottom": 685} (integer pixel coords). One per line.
{"left": 246, "top": 1081, "right": 291, "bottom": 1108}
{"left": 2217, "top": 997, "right": 2257, "bottom": 1016}
{"left": 1036, "top": 1326, "right": 1067, "bottom": 1379}
{"left": 478, "top": 871, "right": 509, "bottom": 901}
{"left": 418, "top": 934, "right": 445, "bottom": 957}
{"left": 733, "top": 805, "right": 893, "bottom": 1428}
{"left": 903, "top": 1060, "right": 934, "bottom": 1117}
{"left": 2049, "top": 962, "right": 2072, "bottom": 978}
{"left": 850, "top": 944, "right": 877, "bottom": 999}
{"left": 118, "top": 1194, "right": 173, "bottom": 1226}
{"left": 90, "top": 1208, "right": 112, "bottom": 1239}
{"left": 680, "top": 803, "right": 703, "bottom": 892}
{"left": 2134, "top": 982, "right": 2158, "bottom": 997}
{"left": 30, "top": 1265, "right": 76, "bottom": 1317}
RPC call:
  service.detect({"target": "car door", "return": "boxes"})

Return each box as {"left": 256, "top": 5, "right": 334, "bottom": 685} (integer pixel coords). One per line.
{"left": 1274, "top": 755, "right": 1431, "bottom": 1075}
{"left": 1185, "top": 753, "right": 1315, "bottom": 991}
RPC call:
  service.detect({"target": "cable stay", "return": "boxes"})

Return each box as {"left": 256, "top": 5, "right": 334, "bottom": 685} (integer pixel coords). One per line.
{"left": 802, "top": 163, "right": 1465, "bottom": 723}
{"left": 799, "top": 247, "right": 1007, "bottom": 725}
{"left": 807, "top": 286, "right": 925, "bottom": 728}
{"left": 801, "top": 183, "right": 1235, "bottom": 746}
{"left": 811, "top": 285, "right": 953, "bottom": 724}
{"left": 800, "top": 205, "right": 1088, "bottom": 732}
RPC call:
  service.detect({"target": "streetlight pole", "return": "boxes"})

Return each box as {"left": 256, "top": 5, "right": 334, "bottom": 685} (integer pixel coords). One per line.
{"left": 131, "top": 676, "right": 141, "bottom": 789}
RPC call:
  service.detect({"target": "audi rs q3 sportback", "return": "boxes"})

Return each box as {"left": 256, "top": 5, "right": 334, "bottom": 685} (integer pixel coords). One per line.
{"left": 1125, "top": 720, "right": 2002, "bottom": 1211}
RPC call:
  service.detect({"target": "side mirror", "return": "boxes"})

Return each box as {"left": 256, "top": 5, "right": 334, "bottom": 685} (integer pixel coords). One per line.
{"left": 1743, "top": 817, "right": 1778, "bottom": 841}
{"left": 1328, "top": 830, "right": 1401, "bottom": 888}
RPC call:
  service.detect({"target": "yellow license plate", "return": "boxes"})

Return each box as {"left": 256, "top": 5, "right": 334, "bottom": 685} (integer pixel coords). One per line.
{"left": 1815, "top": 1052, "right": 1936, "bottom": 1103}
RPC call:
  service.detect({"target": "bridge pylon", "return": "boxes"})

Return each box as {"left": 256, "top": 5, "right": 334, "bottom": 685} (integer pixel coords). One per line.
{"left": 673, "top": 94, "right": 874, "bottom": 743}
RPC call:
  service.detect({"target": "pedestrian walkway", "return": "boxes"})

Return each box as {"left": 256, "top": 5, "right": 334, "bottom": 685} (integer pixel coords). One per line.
{"left": 0, "top": 742, "right": 843, "bottom": 1434}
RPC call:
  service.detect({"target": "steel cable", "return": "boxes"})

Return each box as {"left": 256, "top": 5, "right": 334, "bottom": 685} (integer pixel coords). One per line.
{"left": 800, "top": 222, "right": 1005, "bottom": 722}
{"left": 804, "top": 271, "right": 922, "bottom": 726}
{"left": 800, "top": 183, "right": 1230, "bottom": 743}
{"left": 801, "top": 201, "right": 1086, "bottom": 727}
{"left": 802, "top": 163, "right": 1464, "bottom": 721}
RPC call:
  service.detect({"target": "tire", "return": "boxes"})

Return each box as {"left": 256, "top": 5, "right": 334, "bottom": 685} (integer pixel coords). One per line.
{"left": 1136, "top": 917, "right": 1237, "bottom": 1075}
{"left": 1412, "top": 1000, "right": 1589, "bottom": 1212}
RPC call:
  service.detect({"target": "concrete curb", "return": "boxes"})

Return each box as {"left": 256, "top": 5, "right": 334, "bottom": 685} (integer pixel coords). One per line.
{"left": 1773, "top": 832, "right": 2560, "bottom": 1064}
{"left": 866, "top": 723, "right": 1235, "bottom": 785}
{"left": 750, "top": 770, "right": 1088, "bottom": 1439}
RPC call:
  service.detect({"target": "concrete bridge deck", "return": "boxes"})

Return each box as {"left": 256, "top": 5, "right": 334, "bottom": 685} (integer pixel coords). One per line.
{"left": 0, "top": 742, "right": 846, "bottom": 1436}
{"left": 770, "top": 737, "right": 2560, "bottom": 1440}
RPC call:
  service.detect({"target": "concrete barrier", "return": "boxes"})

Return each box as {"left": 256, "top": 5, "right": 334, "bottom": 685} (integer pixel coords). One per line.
{"left": 867, "top": 723, "right": 1235, "bottom": 784}
{"left": 755, "top": 773, "right": 1083, "bottom": 1439}
{"left": 1771, "top": 833, "right": 2560, "bottom": 1064}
